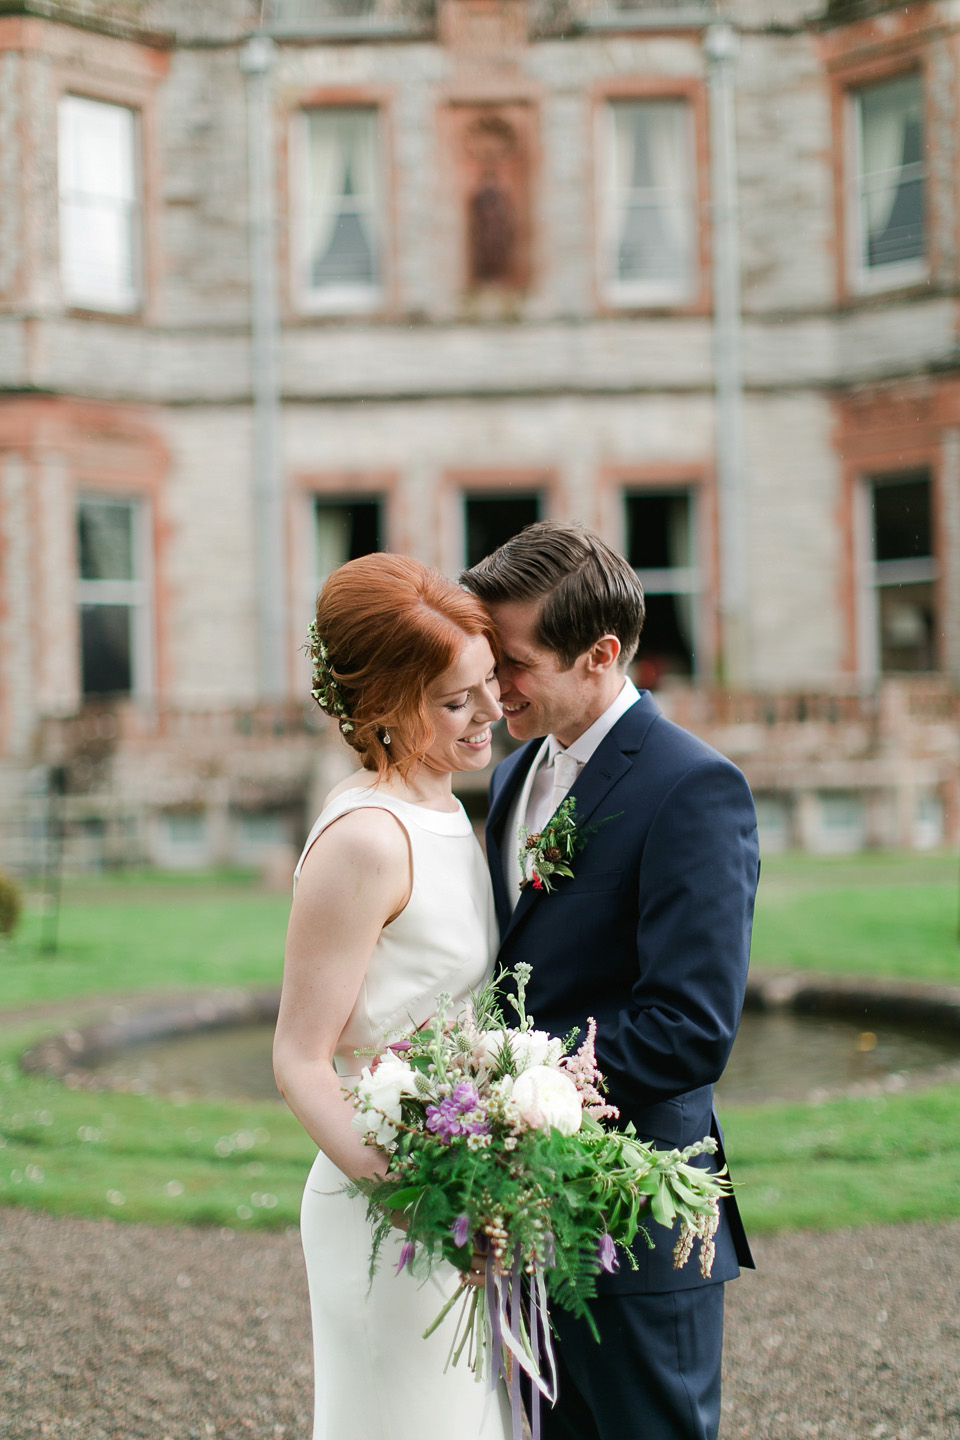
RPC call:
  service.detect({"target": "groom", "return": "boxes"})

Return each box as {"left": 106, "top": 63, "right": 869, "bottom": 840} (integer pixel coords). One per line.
{"left": 462, "top": 521, "right": 759, "bottom": 1440}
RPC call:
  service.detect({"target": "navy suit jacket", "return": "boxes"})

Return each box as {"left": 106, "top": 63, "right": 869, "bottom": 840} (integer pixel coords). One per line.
{"left": 486, "top": 690, "right": 760, "bottom": 1295}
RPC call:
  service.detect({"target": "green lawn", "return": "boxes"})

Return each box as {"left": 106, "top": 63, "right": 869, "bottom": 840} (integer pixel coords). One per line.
{"left": 1, "top": 871, "right": 290, "bottom": 1009}
{"left": 0, "top": 1031, "right": 311, "bottom": 1230}
{"left": 1, "top": 854, "right": 959, "bottom": 1234}
{"left": 750, "top": 851, "right": 960, "bottom": 982}
{"left": 725, "top": 1082, "right": 960, "bottom": 1233}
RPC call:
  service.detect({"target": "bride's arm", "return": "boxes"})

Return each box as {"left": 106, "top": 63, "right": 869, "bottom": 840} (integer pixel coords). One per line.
{"left": 273, "top": 807, "right": 412, "bottom": 1183}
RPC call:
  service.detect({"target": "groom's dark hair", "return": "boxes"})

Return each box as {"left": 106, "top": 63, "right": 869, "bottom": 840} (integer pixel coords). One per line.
{"left": 460, "top": 520, "right": 644, "bottom": 670}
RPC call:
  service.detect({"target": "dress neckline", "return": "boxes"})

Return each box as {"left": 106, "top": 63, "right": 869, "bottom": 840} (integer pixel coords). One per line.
{"left": 330, "top": 786, "right": 473, "bottom": 837}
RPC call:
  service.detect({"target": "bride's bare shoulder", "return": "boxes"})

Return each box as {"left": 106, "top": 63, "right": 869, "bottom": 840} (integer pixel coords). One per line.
{"left": 323, "top": 771, "right": 373, "bottom": 808}
{"left": 297, "top": 800, "right": 409, "bottom": 893}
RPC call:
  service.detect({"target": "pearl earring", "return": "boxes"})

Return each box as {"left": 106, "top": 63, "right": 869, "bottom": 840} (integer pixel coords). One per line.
{"left": 383, "top": 730, "right": 391, "bottom": 746}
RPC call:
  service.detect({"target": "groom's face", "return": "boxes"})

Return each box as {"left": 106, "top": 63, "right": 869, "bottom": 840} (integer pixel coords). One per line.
{"left": 486, "top": 599, "right": 592, "bottom": 748}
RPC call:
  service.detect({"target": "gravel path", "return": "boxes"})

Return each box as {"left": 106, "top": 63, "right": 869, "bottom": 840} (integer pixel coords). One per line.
{"left": 2, "top": 1208, "right": 959, "bottom": 1440}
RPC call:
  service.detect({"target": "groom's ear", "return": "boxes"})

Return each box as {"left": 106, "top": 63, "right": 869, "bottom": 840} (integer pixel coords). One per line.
{"left": 583, "top": 634, "right": 621, "bottom": 675}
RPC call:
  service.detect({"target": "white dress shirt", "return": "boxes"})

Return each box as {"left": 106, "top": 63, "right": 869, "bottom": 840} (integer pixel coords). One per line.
{"left": 503, "top": 677, "right": 641, "bottom": 907}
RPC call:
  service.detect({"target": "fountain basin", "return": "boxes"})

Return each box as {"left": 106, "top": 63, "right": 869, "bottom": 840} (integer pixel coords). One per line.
{"left": 19, "top": 974, "right": 960, "bottom": 1106}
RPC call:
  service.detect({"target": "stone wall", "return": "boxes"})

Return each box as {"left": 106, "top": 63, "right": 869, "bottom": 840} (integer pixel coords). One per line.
{"left": 1, "top": 0, "right": 959, "bottom": 862}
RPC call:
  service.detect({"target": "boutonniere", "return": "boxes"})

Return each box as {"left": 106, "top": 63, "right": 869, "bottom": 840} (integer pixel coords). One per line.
{"left": 519, "top": 797, "right": 620, "bottom": 894}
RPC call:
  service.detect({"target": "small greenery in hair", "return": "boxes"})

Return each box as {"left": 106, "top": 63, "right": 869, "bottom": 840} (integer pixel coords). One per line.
{"left": 306, "top": 619, "right": 353, "bottom": 733}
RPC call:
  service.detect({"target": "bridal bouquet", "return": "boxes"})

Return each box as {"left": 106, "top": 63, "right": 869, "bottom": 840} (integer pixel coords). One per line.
{"left": 346, "top": 964, "right": 730, "bottom": 1427}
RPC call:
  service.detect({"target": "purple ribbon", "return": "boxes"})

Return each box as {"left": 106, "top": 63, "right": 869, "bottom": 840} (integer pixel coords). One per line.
{"left": 486, "top": 1253, "right": 502, "bottom": 1389}
{"left": 530, "top": 1267, "right": 541, "bottom": 1440}
{"left": 509, "top": 1249, "right": 522, "bottom": 1440}
{"left": 483, "top": 1248, "right": 558, "bottom": 1440}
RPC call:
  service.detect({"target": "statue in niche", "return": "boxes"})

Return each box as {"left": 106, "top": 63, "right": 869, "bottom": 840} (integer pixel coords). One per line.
{"left": 464, "top": 114, "right": 521, "bottom": 288}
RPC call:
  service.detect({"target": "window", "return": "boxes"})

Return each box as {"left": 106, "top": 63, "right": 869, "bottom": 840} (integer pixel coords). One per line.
{"left": 753, "top": 795, "right": 792, "bottom": 855}
{"left": 816, "top": 793, "right": 866, "bottom": 854}
{"left": 463, "top": 494, "right": 541, "bottom": 572}
{"left": 77, "top": 497, "right": 152, "bottom": 697}
{"left": 154, "top": 811, "right": 210, "bottom": 870}
{"left": 850, "top": 73, "right": 927, "bottom": 290}
{"left": 58, "top": 96, "right": 140, "bottom": 312}
{"left": 625, "top": 490, "right": 699, "bottom": 682}
{"left": 314, "top": 496, "right": 383, "bottom": 591}
{"left": 599, "top": 100, "right": 697, "bottom": 305}
{"left": 866, "top": 473, "right": 937, "bottom": 673}
{"left": 298, "top": 108, "right": 383, "bottom": 310}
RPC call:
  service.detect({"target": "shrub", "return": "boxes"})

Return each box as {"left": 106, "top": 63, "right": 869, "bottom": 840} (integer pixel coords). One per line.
{"left": 0, "top": 871, "right": 22, "bottom": 936}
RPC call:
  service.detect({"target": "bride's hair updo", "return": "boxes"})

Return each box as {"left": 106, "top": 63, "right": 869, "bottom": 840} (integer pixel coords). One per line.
{"left": 311, "top": 553, "right": 500, "bottom": 779}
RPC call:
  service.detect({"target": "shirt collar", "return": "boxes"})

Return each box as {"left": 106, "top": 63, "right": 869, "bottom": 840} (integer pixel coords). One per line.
{"left": 547, "top": 676, "right": 641, "bottom": 768}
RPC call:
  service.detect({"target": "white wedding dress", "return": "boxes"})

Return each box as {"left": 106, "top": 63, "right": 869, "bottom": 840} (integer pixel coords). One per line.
{"left": 294, "top": 786, "right": 510, "bottom": 1440}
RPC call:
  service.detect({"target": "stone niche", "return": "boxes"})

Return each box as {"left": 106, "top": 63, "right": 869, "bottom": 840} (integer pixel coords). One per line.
{"left": 444, "top": 101, "right": 536, "bottom": 301}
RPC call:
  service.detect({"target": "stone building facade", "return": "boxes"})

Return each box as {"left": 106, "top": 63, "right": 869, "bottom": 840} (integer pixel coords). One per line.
{"left": 1, "top": 0, "right": 959, "bottom": 869}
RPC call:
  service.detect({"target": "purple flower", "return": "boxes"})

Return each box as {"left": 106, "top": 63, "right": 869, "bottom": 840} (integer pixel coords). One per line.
{"left": 451, "top": 1213, "right": 471, "bottom": 1249}
{"left": 395, "top": 1240, "right": 415, "bottom": 1275}
{"left": 598, "top": 1234, "right": 619, "bottom": 1275}
{"left": 426, "top": 1099, "right": 462, "bottom": 1143}
{"left": 426, "top": 1088, "right": 491, "bottom": 1143}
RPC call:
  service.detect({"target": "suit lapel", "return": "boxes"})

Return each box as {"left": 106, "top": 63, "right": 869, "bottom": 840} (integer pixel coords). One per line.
{"left": 501, "top": 749, "right": 630, "bottom": 941}
{"left": 500, "top": 693, "right": 662, "bottom": 943}
{"left": 486, "top": 739, "right": 542, "bottom": 935}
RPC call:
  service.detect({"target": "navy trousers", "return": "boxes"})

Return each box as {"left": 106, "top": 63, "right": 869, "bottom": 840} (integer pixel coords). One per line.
{"left": 537, "top": 1284, "right": 725, "bottom": 1440}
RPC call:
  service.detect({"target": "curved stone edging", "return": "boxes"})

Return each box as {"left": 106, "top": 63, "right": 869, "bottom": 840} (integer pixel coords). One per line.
{"left": 19, "top": 987, "right": 283, "bottom": 1088}
{"left": 744, "top": 971, "right": 960, "bottom": 1031}
{"left": 16, "top": 973, "right": 960, "bottom": 1097}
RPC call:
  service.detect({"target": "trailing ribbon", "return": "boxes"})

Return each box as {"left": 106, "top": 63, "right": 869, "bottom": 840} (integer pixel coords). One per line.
{"left": 484, "top": 1249, "right": 558, "bottom": 1440}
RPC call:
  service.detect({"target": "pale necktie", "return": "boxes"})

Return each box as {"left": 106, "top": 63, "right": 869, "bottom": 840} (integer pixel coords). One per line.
{"left": 527, "top": 749, "right": 582, "bottom": 839}
{"left": 549, "top": 750, "right": 581, "bottom": 820}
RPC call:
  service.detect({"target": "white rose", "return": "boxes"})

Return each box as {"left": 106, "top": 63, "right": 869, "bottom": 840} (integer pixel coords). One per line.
{"left": 511, "top": 1065, "right": 583, "bottom": 1136}
{"left": 509, "top": 1028, "right": 564, "bottom": 1073}
{"left": 351, "top": 1054, "right": 420, "bottom": 1148}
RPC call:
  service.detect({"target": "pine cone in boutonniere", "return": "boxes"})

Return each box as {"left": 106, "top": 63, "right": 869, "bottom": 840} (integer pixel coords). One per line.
{"left": 519, "top": 798, "right": 622, "bottom": 894}
{"left": 519, "top": 798, "right": 584, "bottom": 894}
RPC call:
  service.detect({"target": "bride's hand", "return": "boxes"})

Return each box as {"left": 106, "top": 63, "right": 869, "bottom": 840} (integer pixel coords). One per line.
{"left": 461, "top": 1239, "right": 488, "bottom": 1291}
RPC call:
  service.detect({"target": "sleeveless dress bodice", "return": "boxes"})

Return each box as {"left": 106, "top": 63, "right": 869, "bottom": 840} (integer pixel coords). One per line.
{"left": 293, "top": 783, "right": 509, "bottom": 1440}
{"left": 294, "top": 786, "right": 497, "bottom": 1078}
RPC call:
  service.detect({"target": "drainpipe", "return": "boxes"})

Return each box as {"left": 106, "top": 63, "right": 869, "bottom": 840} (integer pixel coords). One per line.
{"left": 703, "top": 21, "right": 748, "bottom": 685}
{"left": 240, "top": 35, "right": 287, "bottom": 699}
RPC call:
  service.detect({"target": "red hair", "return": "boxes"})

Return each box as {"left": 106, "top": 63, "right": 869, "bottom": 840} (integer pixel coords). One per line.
{"left": 313, "top": 554, "right": 500, "bottom": 780}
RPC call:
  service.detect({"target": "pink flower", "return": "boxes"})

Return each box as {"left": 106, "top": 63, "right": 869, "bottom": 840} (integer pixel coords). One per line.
{"left": 395, "top": 1240, "right": 415, "bottom": 1275}
{"left": 451, "top": 1213, "right": 471, "bottom": 1249}
{"left": 561, "top": 1017, "right": 620, "bottom": 1121}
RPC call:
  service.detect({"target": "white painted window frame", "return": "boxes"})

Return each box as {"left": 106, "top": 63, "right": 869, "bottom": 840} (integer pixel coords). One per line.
{"left": 625, "top": 486, "right": 703, "bottom": 679}
{"left": 292, "top": 105, "right": 385, "bottom": 315}
{"left": 76, "top": 493, "right": 155, "bottom": 700}
{"left": 309, "top": 491, "right": 385, "bottom": 596}
{"left": 846, "top": 74, "right": 928, "bottom": 297}
{"left": 58, "top": 94, "right": 142, "bottom": 314}
{"left": 855, "top": 472, "right": 937, "bottom": 681}
{"left": 597, "top": 98, "right": 698, "bottom": 309}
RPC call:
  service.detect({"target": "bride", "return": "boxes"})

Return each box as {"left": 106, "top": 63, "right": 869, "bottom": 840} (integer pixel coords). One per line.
{"left": 273, "top": 553, "right": 510, "bottom": 1440}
